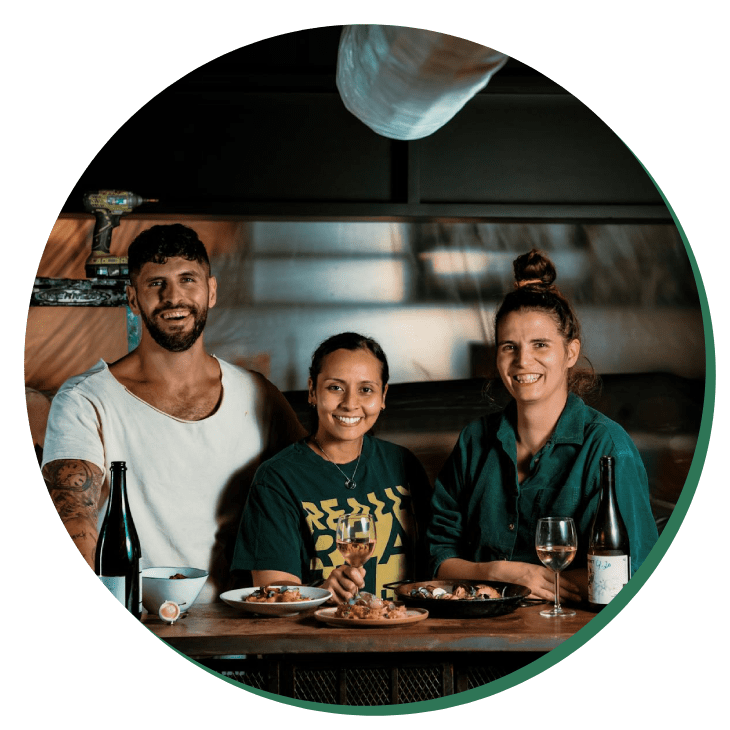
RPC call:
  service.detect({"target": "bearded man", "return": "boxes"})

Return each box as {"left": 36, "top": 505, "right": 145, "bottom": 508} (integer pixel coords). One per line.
{"left": 42, "top": 224, "right": 305, "bottom": 602}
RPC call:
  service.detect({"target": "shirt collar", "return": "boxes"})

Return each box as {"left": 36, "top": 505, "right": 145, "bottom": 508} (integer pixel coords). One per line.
{"left": 496, "top": 392, "right": 587, "bottom": 451}
{"left": 552, "top": 392, "right": 587, "bottom": 445}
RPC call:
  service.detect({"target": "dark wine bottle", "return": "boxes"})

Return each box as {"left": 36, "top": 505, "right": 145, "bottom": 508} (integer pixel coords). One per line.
{"left": 95, "top": 461, "right": 142, "bottom": 618}
{"left": 587, "top": 455, "right": 631, "bottom": 607}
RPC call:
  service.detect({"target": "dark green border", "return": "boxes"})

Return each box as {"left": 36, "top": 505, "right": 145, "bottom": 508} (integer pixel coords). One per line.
{"left": 8, "top": 0, "right": 727, "bottom": 728}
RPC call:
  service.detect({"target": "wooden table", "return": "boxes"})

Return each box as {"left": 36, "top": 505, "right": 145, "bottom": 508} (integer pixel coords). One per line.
{"left": 144, "top": 602, "right": 597, "bottom": 704}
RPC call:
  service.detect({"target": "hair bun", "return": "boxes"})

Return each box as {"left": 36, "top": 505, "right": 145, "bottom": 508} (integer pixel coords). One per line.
{"left": 513, "top": 248, "right": 557, "bottom": 287}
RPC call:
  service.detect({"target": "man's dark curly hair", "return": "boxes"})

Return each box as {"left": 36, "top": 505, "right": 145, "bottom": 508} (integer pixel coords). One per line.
{"left": 127, "top": 224, "right": 210, "bottom": 283}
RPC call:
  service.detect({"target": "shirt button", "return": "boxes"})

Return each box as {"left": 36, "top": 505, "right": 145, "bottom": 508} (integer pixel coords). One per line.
{"left": 508, "top": 523, "right": 515, "bottom": 531}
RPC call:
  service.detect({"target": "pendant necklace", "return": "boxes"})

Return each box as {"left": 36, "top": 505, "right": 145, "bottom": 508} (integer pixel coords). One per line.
{"left": 313, "top": 437, "right": 361, "bottom": 490}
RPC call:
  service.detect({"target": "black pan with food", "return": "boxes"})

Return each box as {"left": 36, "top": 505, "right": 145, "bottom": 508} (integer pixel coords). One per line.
{"left": 383, "top": 579, "right": 532, "bottom": 618}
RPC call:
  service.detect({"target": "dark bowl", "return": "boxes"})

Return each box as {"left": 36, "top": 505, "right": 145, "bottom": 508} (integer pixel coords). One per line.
{"left": 385, "top": 579, "right": 531, "bottom": 618}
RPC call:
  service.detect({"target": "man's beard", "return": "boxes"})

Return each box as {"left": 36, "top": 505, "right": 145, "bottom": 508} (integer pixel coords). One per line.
{"left": 138, "top": 303, "right": 208, "bottom": 352}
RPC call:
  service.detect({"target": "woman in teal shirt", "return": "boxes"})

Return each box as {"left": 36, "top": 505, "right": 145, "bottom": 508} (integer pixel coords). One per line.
{"left": 427, "top": 249, "right": 658, "bottom": 602}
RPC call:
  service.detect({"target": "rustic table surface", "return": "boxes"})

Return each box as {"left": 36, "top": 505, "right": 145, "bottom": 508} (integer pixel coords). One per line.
{"left": 144, "top": 600, "right": 597, "bottom": 659}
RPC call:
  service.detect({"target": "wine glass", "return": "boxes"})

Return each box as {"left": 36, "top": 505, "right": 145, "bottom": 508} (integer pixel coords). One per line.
{"left": 535, "top": 517, "right": 578, "bottom": 617}
{"left": 335, "top": 513, "right": 377, "bottom": 570}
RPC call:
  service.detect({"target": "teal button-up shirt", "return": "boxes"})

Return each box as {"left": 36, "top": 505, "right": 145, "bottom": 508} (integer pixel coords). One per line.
{"left": 427, "top": 393, "right": 658, "bottom": 578}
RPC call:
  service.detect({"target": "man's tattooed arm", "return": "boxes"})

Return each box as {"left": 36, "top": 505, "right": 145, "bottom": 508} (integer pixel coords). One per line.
{"left": 43, "top": 459, "right": 104, "bottom": 569}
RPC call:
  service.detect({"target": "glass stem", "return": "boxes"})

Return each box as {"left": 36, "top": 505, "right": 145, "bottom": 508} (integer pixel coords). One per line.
{"left": 554, "top": 571, "right": 561, "bottom": 612}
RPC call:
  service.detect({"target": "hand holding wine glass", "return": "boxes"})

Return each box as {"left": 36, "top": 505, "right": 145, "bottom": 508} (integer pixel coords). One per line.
{"left": 336, "top": 513, "right": 377, "bottom": 570}
{"left": 323, "top": 513, "right": 376, "bottom": 604}
{"left": 535, "top": 516, "right": 577, "bottom": 617}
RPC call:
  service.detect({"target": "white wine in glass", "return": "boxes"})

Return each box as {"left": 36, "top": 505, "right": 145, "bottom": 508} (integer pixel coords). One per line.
{"left": 535, "top": 516, "right": 577, "bottom": 617}
{"left": 336, "top": 513, "right": 376, "bottom": 568}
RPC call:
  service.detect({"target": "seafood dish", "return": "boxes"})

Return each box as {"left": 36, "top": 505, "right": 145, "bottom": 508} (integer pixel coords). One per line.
{"left": 334, "top": 592, "right": 407, "bottom": 620}
{"left": 409, "top": 582, "right": 502, "bottom": 601}
{"left": 244, "top": 586, "right": 309, "bottom": 603}
{"left": 388, "top": 579, "right": 530, "bottom": 618}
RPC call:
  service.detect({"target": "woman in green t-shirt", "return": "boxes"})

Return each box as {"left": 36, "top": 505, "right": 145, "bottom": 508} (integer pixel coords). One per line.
{"left": 231, "top": 332, "right": 430, "bottom": 603}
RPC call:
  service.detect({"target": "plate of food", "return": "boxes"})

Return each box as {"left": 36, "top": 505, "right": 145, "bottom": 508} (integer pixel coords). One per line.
{"left": 313, "top": 592, "right": 429, "bottom": 628}
{"left": 220, "top": 585, "right": 332, "bottom": 617}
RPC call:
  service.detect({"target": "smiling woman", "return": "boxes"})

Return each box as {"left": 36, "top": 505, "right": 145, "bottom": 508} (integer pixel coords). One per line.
{"left": 230, "top": 332, "right": 431, "bottom": 604}
{"left": 427, "top": 249, "right": 658, "bottom": 602}
{"left": 497, "top": 310, "right": 580, "bottom": 415}
{"left": 307, "top": 332, "right": 389, "bottom": 464}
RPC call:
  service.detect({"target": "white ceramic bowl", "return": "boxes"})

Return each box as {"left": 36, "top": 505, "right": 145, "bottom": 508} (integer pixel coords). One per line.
{"left": 142, "top": 566, "right": 208, "bottom": 614}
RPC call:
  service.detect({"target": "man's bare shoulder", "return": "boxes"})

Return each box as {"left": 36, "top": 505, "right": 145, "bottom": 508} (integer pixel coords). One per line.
{"left": 232, "top": 367, "right": 292, "bottom": 406}
{"left": 217, "top": 359, "right": 265, "bottom": 387}
{"left": 245, "top": 368, "right": 271, "bottom": 389}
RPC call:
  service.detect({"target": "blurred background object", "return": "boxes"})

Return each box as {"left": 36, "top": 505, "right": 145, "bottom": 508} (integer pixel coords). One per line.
{"left": 337, "top": 25, "right": 508, "bottom": 140}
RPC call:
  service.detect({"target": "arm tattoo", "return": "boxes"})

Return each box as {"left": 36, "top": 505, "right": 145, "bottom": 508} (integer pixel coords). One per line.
{"left": 43, "top": 459, "right": 100, "bottom": 492}
{"left": 43, "top": 459, "right": 103, "bottom": 524}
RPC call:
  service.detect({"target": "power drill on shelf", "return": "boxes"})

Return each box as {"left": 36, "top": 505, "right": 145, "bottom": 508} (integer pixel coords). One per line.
{"left": 83, "top": 190, "right": 158, "bottom": 278}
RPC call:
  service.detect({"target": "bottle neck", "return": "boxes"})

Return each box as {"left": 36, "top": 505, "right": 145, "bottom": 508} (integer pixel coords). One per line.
{"left": 107, "top": 462, "right": 129, "bottom": 512}
{"left": 601, "top": 461, "right": 619, "bottom": 513}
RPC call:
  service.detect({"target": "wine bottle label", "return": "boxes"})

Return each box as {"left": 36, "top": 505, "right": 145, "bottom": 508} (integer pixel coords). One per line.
{"left": 587, "top": 554, "right": 630, "bottom": 604}
{"left": 99, "top": 574, "right": 126, "bottom": 604}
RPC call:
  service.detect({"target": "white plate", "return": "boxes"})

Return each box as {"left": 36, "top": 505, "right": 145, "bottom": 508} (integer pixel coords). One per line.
{"left": 219, "top": 586, "right": 332, "bottom": 617}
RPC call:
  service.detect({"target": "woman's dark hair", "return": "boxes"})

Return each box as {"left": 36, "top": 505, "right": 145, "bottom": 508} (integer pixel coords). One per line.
{"left": 308, "top": 332, "right": 389, "bottom": 435}
{"left": 127, "top": 224, "right": 210, "bottom": 283}
{"left": 309, "top": 332, "right": 389, "bottom": 388}
{"left": 494, "top": 249, "right": 598, "bottom": 398}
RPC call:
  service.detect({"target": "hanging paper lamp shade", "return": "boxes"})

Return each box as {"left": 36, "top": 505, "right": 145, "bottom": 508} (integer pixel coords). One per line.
{"left": 336, "top": 25, "right": 508, "bottom": 141}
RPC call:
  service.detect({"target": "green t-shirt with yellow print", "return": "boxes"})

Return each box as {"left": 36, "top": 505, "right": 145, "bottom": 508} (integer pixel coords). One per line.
{"left": 231, "top": 433, "right": 431, "bottom": 598}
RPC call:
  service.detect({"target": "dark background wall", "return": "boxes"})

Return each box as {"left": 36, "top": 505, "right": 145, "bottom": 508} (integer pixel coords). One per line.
{"left": 61, "top": 26, "right": 667, "bottom": 222}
